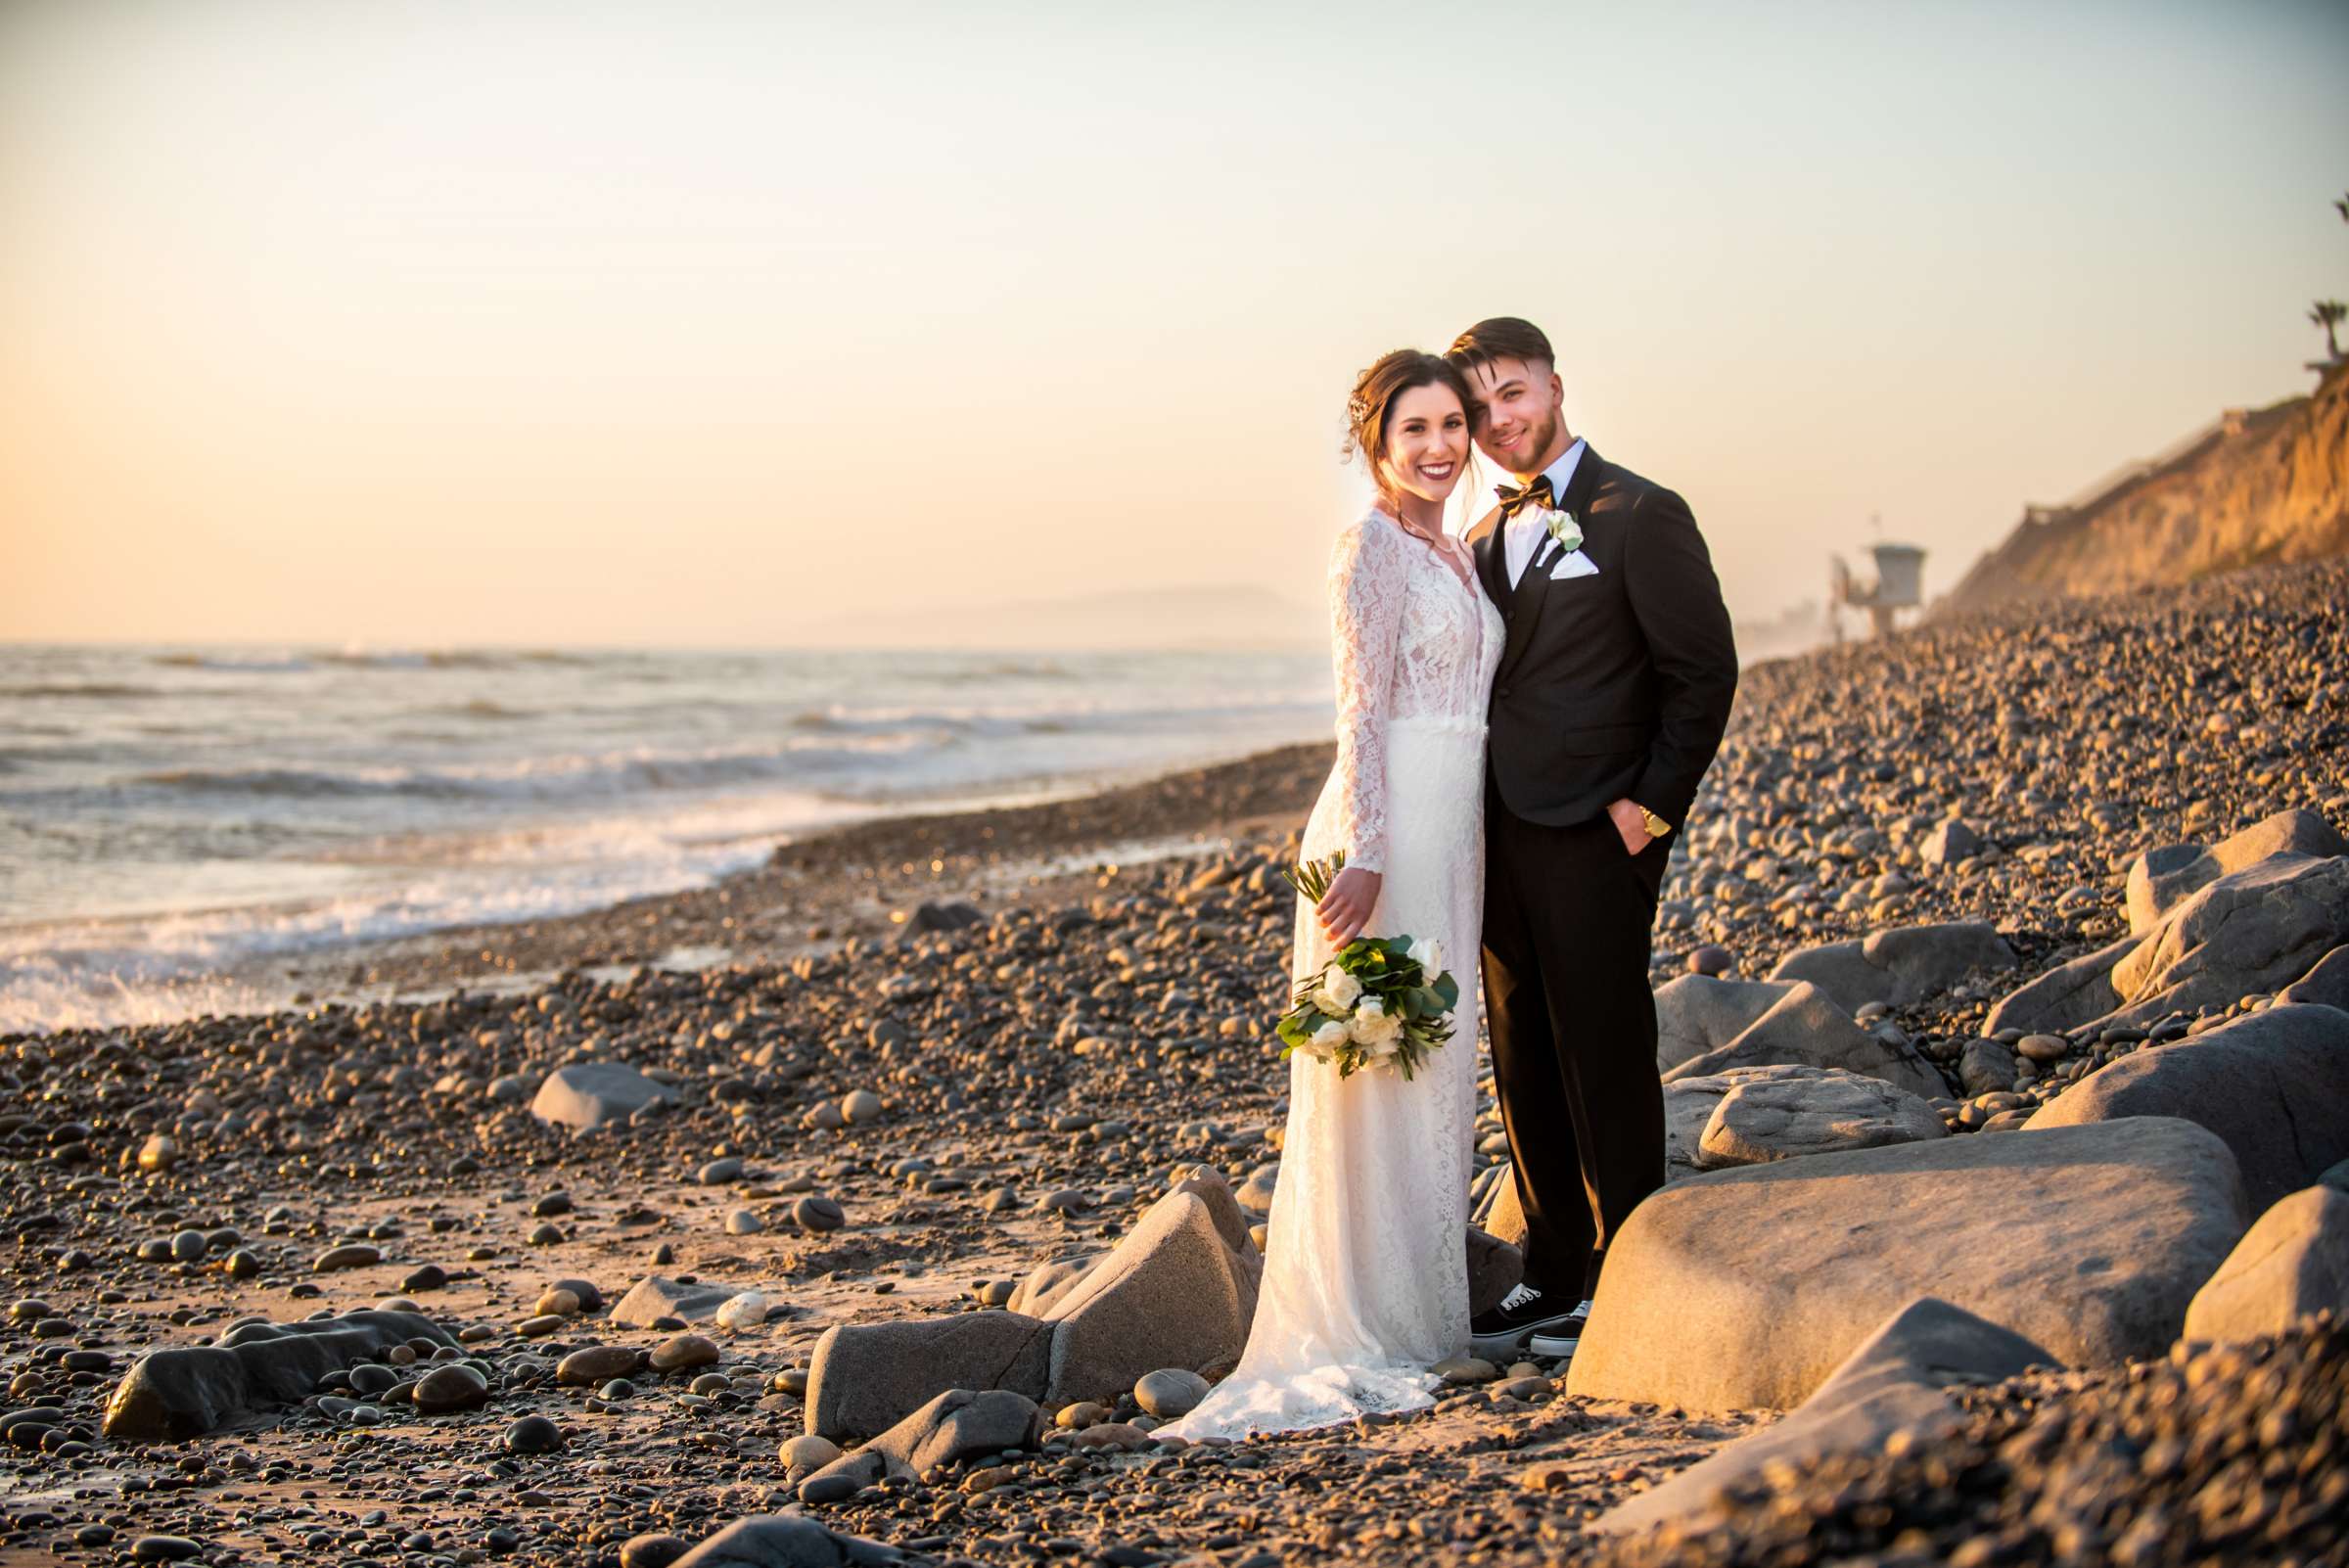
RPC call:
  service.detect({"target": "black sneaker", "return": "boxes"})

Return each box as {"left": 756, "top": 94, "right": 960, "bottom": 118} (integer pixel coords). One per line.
{"left": 1468, "top": 1283, "right": 1585, "bottom": 1359}
{"left": 1527, "top": 1299, "right": 1592, "bottom": 1358}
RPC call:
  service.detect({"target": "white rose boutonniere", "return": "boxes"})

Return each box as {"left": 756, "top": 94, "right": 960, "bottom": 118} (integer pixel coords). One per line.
{"left": 1539, "top": 508, "right": 1583, "bottom": 555}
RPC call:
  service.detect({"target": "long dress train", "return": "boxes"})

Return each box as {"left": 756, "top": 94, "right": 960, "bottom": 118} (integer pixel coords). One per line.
{"left": 1165, "top": 509, "right": 1503, "bottom": 1440}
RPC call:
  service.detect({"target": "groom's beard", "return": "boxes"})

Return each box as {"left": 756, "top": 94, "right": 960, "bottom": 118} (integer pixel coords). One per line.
{"left": 1492, "top": 406, "right": 1565, "bottom": 480}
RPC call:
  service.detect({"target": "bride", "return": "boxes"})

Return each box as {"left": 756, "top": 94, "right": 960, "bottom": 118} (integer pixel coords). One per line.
{"left": 1166, "top": 350, "right": 1503, "bottom": 1440}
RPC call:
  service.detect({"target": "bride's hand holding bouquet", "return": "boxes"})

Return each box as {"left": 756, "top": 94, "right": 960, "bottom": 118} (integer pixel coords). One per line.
{"left": 1275, "top": 852, "right": 1461, "bottom": 1082}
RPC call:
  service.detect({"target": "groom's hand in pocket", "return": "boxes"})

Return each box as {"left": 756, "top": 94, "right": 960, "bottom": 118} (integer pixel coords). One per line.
{"left": 1606, "top": 798, "right": 1652, "bottom": 857}
{"left": 1316, "top": 866, "right": 1383, "bottom": 946}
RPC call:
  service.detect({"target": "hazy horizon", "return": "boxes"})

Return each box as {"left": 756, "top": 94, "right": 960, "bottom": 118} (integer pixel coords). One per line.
{"left": 4, "top": 0, "right": 2344, "bottom": 649}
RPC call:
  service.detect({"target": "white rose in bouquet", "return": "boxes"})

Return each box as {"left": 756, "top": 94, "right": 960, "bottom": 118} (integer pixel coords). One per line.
{"left": 1405, "top": 937, "right": 1443, "bottom": 978}
{"left": 1307, "top": 1019, "right": 1349, "bottom": 1059}
{"left": 1310, "top": 963, "right": 1363, "bottom": 1017}
{"left": 1349, "top": 1000, "right": 1403, "bottom": 1051}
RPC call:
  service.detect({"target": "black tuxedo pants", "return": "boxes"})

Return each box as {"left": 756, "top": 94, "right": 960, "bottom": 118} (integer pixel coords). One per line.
{"left": 1481, "top": 782, "right": 1669, "bottom": 1302}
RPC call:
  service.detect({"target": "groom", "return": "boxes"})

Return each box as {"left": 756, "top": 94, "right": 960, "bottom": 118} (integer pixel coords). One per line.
{"left": 1448, "top": 317, "right": 1738, "bottom": 1360}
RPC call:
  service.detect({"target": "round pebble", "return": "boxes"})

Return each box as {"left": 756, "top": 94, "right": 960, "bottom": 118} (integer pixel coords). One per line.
{"left": 503, "top": 1413, "right": 565, "bottom": 1453}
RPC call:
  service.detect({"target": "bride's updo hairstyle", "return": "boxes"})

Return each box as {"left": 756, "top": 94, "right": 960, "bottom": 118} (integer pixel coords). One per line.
{"left": 1344, "top": 348, "right": 1476, "bottom": 511}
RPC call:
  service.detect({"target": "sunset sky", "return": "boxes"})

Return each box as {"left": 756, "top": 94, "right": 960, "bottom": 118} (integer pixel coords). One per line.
{"left": 3, "top": 0, "right": 2344, "bottom": 648}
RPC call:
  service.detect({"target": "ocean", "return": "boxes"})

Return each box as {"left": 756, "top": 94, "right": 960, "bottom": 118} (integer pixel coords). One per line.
{"left": 0, "top": 643, "right": 1333, "bottom": 1034}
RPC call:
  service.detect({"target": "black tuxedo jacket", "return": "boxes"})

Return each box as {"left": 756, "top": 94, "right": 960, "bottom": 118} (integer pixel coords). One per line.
{"left": 1466, "top": 444, "right": 1737, "bottom": 829}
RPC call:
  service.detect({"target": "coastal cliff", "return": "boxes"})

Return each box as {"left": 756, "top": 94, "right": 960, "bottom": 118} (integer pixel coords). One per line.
{"left": 1945, "top": 362, "right": 2349, "bottom": 612}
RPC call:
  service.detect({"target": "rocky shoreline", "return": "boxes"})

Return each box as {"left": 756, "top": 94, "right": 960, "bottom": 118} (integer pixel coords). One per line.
{"left": 5, "top": 558, "right": 2348, "bottom": 1567}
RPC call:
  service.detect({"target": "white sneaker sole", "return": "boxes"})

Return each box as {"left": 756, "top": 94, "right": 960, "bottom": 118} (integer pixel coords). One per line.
{"left": 1527, "top": 1331, "right": 1582, "bottom": 1357}
{"left": 1469, "top": 1314, "right": 1583, "bottom": 1360}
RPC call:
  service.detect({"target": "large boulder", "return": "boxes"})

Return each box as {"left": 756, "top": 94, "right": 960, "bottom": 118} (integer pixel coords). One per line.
{"left": 1594, "top": 1297, "right": 2053, "bottom": 1538}
{"left": 803, "top": 1312, "right": 1052, "bottom": 1444}
{"left": 1653, "top": 976, "right": 1793, "bottom": 1075}
{"left": 669, "top": 1515, "right": 903, "bottom": 1567}
{"left": 1661, "top": 982, "right": 1947, "bottom": 1101}
{"left": 1658, "top": 1068, "right": 1817, "bottom": 1181}
{"left": 610, "top": 1275, "right": 748, "bottom": 1329}
{"left": 1564, "top": 1117, "right": 2246, "bottom": 1412}
{"left": 530, "top": 1063, "right": 677, "bottom": 1132}
{"left": 2279, "top": 945, "right": 2349, "bottom": 1010}
{"left": 1695, "top": 1067, "right": 1947, "bottom": 1170}
{"left": 1038, "top": 1172, "right": 1263, "bottom": 1404}
{"left": 104, "top": 1311, "right": 455, "bottom": 1443}
{"left": 2182, "top": 1185, "right": 2349, "bottom": 1344}
{"left": 1767, "top": 922, "right": 2016, "bottom": 1013}
{"left": 1985, "top": 935, "right": 2141, "bottom": 1038}
{"left": 2103, "top": 855, "right": 2349, "bottom": 1030}
{"left": 802, "top": 1388, "right": 1042, "bottom": 1499}
{"left": 2126, "top": 809, "right": 2349, "bottom": 936}
{"left": 2024, "top": 1004, "right": 2349, "bottom": 1212}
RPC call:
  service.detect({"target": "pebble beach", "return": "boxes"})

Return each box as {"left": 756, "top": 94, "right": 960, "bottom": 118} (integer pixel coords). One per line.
{"left": 4, "top": 558, "right": 2347, "bottom": 1568}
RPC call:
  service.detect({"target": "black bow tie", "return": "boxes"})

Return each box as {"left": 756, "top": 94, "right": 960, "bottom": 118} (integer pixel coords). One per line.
{"left": 1495, "top": 475, "right": 1555, "bottom": 521}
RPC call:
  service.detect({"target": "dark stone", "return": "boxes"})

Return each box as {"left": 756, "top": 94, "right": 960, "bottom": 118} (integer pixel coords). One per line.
{"left": 504, "top": 1414, "right": 565, "bottom": 1453}
{"left": 103, "top": 1311, "right": 457, "bottom": 1443}
{"left": 670, "top": 1513, "right": 904, "bottom": 1564}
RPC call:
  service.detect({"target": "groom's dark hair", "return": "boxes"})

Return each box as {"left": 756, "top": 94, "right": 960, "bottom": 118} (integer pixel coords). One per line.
{"left": 1446, "top": 317, "right": 1553, "bottom": 375}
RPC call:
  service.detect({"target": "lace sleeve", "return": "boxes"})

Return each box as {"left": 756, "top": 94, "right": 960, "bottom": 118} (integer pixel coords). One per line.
{"left": 1325, "top": 518, "right": 1404, "bottom": 874}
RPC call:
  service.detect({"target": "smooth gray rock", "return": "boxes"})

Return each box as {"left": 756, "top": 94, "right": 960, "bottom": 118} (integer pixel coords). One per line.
{"left": 530, "top": 1063, "right": 678, "bottom": 1132}
{"left": 802, "top": 1388, "right": 1040, "bottom": 1502}
{"left": 669, "top": 1515, "right": 903, "bottom": 1567}
{"left": 1985, "top": 935, "right": 2141, "bottom": 1038}
{"left": 2127, "top": 808, "right": 2349, "bottom": 935}
{"left": 1695, "top": 1067, "right": 1947, "bottom": 1169}
{"left": 1659, "top": 1068, "right": 1808, "bottom": 1181}
{"left": 1565, "top": 1117, "right": 2247, "bottom": 1412}
{"left": 103, "top": 1311, "right": 455, "bottom": 1442}
{"left": 803, "top": 1312, "right": 1052, "bottom": 1444}
{"left": 1232, "top": 1164, "right": 1279, "bottom": 1213}
{"left": 1004, "top": 1256, "right": 1099, "bottom": 1318}
{"left": 413, "top": 1362, "right": 489, "bottom": 1411}
{"left": 2279, "top": 945, "right": 2349, "bottom": 1010}
{"left": 1134, "top": 1367, "right": 1210, "bottom": 1417}
{"left": 1653, "top": 976, "right": 1794, "bottom": 1075}
{"left": 1918, "top": 817, "right": 1985, "bottom": 868}
{"left": 1959, "top": 1037, "right": 2019, "bottom": 1095}
{"left": 1662, "top": 982, "right": 1947, "bottom": 1100}
{"left": 2182, "top": 1184, "right": 2349, "bottom": 1344}
{"left": 2127, "top": 843, "right": 2224, "bottom": 938}
{"left": 2102, "top": 855, "right": 2349, "bottom": 1031}
{"left": 1464, "top": 1224, "right": 1525, "bottom": 1316}
{"left": 610, "top": 1275, "right": 744, "bottom": 1329}
{"left": 2026, "top": 1003, "right": 2349, "bottom": 1212}
{"left": 1595, "top": 1297, "right": 2054, "bottom": 1537}
{"left": 1767, "top": 922, "right": 2017, "bottom": 1013}
{"left": 1038, "top": 1169, "right": 1262, "bottom": 1403}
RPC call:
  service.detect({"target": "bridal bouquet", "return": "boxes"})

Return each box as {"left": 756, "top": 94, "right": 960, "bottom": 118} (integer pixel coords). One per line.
{"left": 1274, "top": 852, "right": 1461, "bottom": 1081}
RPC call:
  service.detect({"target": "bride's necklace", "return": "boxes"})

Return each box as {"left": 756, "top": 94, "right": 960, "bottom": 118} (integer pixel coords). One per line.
{"left": 1389, "top": 506, "right": 1469, "bottom": 573}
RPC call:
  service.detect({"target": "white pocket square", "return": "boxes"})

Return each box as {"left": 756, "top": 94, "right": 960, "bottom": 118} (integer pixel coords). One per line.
{"left": 1548, "top": 548, "right": 1600, "bottom": 580}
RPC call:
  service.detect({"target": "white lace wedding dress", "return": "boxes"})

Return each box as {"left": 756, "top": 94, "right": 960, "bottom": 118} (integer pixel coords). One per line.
{"left": 1165, "top": 508, "right": 1503, "bottom": 1441}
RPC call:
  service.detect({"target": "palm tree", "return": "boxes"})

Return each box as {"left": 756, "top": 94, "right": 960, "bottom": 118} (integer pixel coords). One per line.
{"left": 2315, "top": 300, "right": 2348, "bottom": 362}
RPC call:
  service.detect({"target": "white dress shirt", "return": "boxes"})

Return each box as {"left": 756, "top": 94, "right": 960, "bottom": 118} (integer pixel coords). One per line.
{"left": 1503, "top": 437, "right": 1589, "bottom": 588}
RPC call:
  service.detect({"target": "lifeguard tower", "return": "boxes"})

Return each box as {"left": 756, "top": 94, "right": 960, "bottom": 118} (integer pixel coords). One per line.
{"left": 1830, "top": 540, "right": 1927, "bottom": 641}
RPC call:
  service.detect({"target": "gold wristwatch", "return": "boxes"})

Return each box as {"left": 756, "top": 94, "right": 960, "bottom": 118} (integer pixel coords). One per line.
{"left": 1637, "top": 806, "right": 1673, "bottom": 839}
